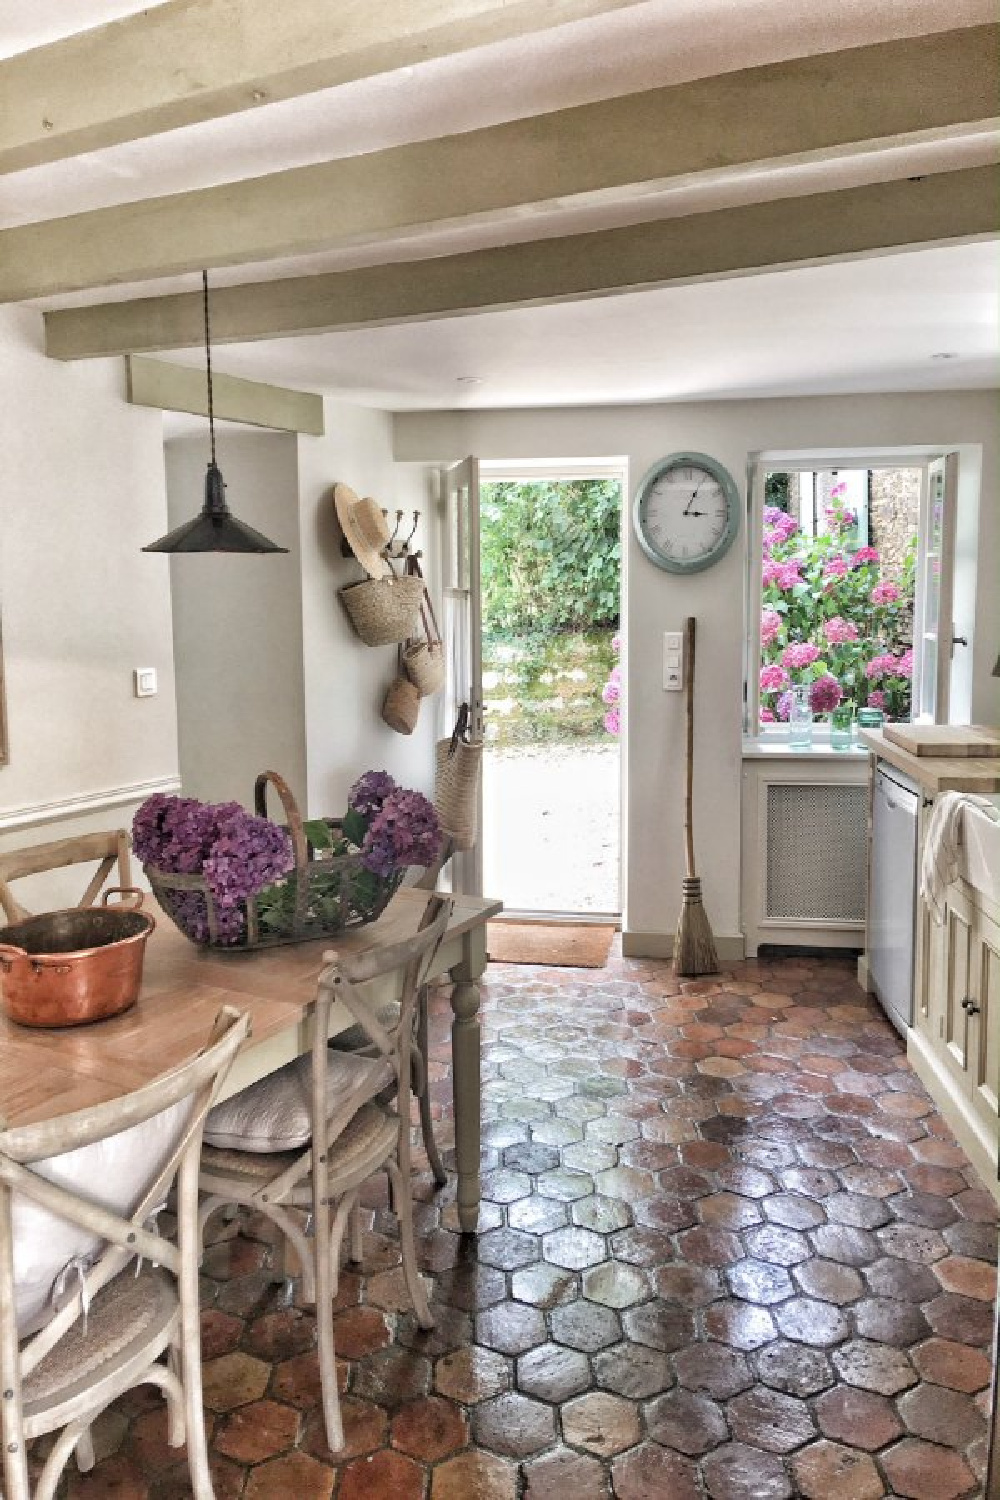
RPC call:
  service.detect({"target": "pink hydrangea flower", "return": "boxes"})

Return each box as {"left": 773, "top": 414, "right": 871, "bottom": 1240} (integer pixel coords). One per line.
{"left": 602, "top": 680, "right": 620, "bottom": 706}
{"left": 760, "top": 607, "right": 782, "bottom": 646}
{"left": 871, "top": 581, "right": 901, "bottom": 605}
{"left": 867, "top": 691, "right": 885, "bottom": 710}
{"left": 759, "top": 708, "right": 776, "bottom": 724}
{"left": 896, "top": 649, "right": 913, "bottom": 680}
{"left": 762, "top": 559, "right": 781, "bottom": 587}
{"left": 823, "top": 616, "right": 859, "bottom": 645}
{"left": 865, "top": 653, "right": 895, "bottom": 681}
{"left": 776, "top": 562, "right": 802, "bottom": 590}
{"left": 763, "top": 507, "right": 799, "bottom": 544}
{"left": 782, "top": 641, "right": 821, "bottom": 670}
{"left": 823, "top": 556, "right": 849, "bottom": 581}
{"left": 604, "top": 708, "right": 620, "bottom": 736}
{"left": 760, "top": 664, "right": 789, "bottom": 692}
{"left": 809, "top": 674, "right": 842, "bottom": 713}
{"left": 611, "top": 633, "right": 622, "bottom": 654}
{"left": 776, "top": 690, "right": 795, "bottom": 722}
{"left": 852, "top": 546, "right": 880, "bottom": 567}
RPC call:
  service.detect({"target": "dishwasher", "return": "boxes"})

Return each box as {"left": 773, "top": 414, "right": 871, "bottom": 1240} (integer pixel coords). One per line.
{"left": 868, "top": 762, "right": 921, "bottom": 1035}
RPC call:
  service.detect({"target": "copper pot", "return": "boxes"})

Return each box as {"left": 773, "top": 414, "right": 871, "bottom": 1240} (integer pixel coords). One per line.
{"left": 0, "top": 889, "right": 155, "bottom": 1028}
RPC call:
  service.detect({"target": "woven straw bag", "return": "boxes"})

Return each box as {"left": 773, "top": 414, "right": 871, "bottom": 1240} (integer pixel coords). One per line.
{"left": 340, "top": 573, "right": 424, "bottom": 647}
{"left": 382, "top": 650, "right": 421, "bottom": 735}
{"left": 434, "top": 703, "right": 483, "bottom": 850}
{"left": 402, "top": 558, "right": 445, "bottom": 697}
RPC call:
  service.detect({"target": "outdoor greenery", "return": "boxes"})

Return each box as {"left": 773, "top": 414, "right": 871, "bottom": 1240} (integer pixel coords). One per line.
{"left": 480, "top": 480, "right": 621, "bottom": 746}
{"left": 759, "top": 482, "right": 917, "bottom": 726}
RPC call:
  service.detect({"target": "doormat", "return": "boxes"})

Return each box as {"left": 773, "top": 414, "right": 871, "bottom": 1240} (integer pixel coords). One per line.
{"left": 487, "top": 921, "right": 616, "bottom": 969}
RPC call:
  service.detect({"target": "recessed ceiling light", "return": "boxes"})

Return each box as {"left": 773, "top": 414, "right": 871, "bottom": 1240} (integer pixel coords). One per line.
{"left": 456, "top": 375, "right": 482, "bottom": 385}
{"left": 931, "top": 352, "right": 958, "bottom": 360}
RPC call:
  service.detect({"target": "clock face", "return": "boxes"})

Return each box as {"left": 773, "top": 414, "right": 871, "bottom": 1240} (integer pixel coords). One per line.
{"left": 633, "top": 453, "right": 739, "bottom": 574}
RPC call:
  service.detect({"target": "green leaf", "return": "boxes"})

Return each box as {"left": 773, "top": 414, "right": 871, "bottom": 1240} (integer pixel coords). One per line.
{"left": 341, "top": 808, "right": 368, "bottom": 848}
{"left": 303, "top": 818, "right": 334, "bottom": 850}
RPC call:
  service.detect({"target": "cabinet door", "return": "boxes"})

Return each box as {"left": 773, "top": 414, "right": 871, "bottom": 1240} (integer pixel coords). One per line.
{"left": 969, "top": 905, "right": 1000, "bottom": 1141}
{"left": 941, "top": 886, "right": 976, "bottom": 1090}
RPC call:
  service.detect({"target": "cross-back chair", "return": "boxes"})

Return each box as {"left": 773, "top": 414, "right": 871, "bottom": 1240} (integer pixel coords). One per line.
{"left": 0, "top": 1004, "right": 249, "bottom": 1500}
{"left": 199, "top": 892, "right": 453, "bottom": 1454}
{"left": 0, "top": 830, "right": 133, "bottom": 926}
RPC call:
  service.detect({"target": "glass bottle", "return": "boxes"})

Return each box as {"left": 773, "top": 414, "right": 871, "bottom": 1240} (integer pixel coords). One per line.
{"left": 788, "top": 685, "right": 814, "bottom": 749}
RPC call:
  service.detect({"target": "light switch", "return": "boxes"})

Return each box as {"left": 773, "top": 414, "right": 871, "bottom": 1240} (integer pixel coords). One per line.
{"left": 663, "top": 631, "right": 684, "bottom": 690}
{"left": 134, "top": 668, "right": 157, "bottom": 698}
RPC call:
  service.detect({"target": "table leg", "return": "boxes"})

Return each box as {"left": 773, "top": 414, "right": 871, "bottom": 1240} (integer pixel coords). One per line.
{"left": 449, "top": 939, "right": 484, "bottom": 1233}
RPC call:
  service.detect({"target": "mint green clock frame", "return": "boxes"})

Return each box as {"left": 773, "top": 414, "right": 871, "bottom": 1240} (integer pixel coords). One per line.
{"left": 632, "top": 451, "right": 741, "bottom": 574}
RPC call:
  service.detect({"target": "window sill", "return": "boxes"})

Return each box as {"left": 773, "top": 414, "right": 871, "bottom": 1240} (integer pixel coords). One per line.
{"left": 742, "top": 734, "right": 869, "bottom": 760}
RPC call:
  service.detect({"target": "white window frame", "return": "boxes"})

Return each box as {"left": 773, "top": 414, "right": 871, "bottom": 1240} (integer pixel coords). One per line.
{"left": 745, "top": 448, "right": 939, "bottom": 740}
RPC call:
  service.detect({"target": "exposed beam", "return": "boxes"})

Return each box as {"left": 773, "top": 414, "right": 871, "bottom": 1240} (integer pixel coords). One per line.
{"left": 4, "top": 27, "right": 997, "bottom": 303}
{"left": 125, "top": 356, "right": 324, "bottom": 435}
{"left": 45, "top": 167, "right": 998, "bottom": 361}
{"left": 0, "top": 0, "right": 653, "bottom": 173}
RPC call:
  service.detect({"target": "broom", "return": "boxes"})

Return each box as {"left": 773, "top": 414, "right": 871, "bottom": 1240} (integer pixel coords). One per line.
{"left": 674, "top": 615, "right": 720, "bottom": 977}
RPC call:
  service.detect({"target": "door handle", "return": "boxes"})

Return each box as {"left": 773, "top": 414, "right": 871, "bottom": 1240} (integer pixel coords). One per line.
{"left": 961, "top": 996, "right": 981, "bottom": 1016}
{"left": 952, "top": 635, "right": 968, "bottom": 649}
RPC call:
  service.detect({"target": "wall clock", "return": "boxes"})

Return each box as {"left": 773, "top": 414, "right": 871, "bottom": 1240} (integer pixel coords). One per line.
{"left": 632, "top": 452, "right": 740, "bottom": 574}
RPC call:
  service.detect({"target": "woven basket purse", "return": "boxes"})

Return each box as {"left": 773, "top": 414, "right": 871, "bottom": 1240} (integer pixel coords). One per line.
{"left": 401, "top": 557, "right": 445, "bottom": 697}
{"left": 340, "top": 572, "right": 425, "bottom": 647}
{"left": 382, "top": 649, "right": 421, "bottom": 735}
{"left": 434, "top": 703, "right": 483, "bottom": 850}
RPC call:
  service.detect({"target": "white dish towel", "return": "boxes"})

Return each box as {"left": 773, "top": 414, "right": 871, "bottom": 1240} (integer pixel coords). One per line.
{"left": 920, "top": 790, "right": 1000, "bottom": 925}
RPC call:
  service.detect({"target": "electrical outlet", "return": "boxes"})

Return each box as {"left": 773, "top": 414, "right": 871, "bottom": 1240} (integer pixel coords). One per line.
{"left": 134, "top": 668, "right": 157, "bottom": 698}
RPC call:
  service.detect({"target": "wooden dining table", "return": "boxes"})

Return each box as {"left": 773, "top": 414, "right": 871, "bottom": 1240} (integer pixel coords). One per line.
{"left": 0, "top": 887, "right": 502, "bottom": 1233}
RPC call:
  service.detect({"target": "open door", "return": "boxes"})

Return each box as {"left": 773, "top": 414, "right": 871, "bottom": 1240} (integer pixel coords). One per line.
{"left": 913, "top": 452, "right": 959, "bottom": 724}
{"left": 441, "top": 457, "right": 483, "bottom": 896}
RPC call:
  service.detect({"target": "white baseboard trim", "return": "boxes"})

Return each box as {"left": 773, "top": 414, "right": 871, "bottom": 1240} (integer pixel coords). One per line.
{"left": 622, "top": 930, "right": 745, "bottom": 961}
{"left": 0, "top": 776, "right": 181, "bottom": 834}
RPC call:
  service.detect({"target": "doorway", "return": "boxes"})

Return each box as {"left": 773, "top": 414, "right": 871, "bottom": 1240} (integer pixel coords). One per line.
{"left": 478, "top": 466, "right": 623, "bottom": 918}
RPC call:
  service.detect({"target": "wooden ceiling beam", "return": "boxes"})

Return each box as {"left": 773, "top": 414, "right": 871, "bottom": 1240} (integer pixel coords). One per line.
{"left": 44, "top": 166, "right": 998, "bottom": 360}
{"left": 4, "top": 27, "right": 997, "bottom": 304}
{"left": 0, "top": 0, "right": 652, "bottom": 173}
{"left": 125, "top": 356, "right": 325, "bottom": 434}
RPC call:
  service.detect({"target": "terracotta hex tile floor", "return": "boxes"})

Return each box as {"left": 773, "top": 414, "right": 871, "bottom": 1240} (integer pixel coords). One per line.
{"left": 50, "top": 947, "right": 998, "bottom": 1498}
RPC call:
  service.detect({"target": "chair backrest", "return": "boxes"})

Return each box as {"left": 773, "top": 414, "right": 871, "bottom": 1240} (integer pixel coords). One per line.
{"left": 0, "top": 1006, "right": 249, "bottom": 1380}
{"left": 0, "top": 830, "right": 133, "bottom": 925}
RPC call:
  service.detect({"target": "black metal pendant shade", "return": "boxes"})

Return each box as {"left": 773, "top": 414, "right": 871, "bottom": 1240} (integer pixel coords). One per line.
{"left": 143, "top": 271, "right": 287, "bottom": 555}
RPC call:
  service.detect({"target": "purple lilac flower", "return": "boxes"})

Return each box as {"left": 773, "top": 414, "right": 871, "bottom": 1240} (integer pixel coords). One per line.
{"left": 760, "top": 608, "right": 782, "bottom": 647}
{"left": 823, "top": 616, "right": 859, "bottom": 645}
{"left": 776, "top": 690, "right": 795, "bottom": 723}
{"left": 871, "top": 581, "right": 901, "bottom": 605}
{"left": 760, "top": 664, "right": 789, "bottom": 692}
{"left": 361, "top": 788, "right": 440, "bottom": 877}
{"left": 782, "top": 641, "right": 820, "bottom": 670}
{"left": 809, "top": 674, "right": 842, "bottom": 714}
{"left": 348, "top": 770, "right": 398, "bottom": 818}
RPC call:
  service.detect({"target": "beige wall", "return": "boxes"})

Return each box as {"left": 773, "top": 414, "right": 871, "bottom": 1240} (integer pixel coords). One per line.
{"left": 163, "top": 427, "right": 307, "bottom": 811}
{"left": 393, "top": 390, "right": 999, "bottom": 950}
{"left": 0, "top": 305, "right": 179, "bottom": 840}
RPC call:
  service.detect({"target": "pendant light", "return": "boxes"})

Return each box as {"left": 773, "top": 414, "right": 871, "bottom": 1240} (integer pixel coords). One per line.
{"left": 143, "top": 271, "right": 288, "bottom": 554}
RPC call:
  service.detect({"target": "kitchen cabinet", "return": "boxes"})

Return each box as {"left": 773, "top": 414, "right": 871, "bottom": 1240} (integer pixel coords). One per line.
{"left": 909, "top": 858, "right": 1000, "bottom": 1203}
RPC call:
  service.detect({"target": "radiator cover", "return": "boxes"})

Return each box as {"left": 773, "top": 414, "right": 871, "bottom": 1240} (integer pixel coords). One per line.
{"left": 765, "top": 781, "right": 867, "bottom": 924}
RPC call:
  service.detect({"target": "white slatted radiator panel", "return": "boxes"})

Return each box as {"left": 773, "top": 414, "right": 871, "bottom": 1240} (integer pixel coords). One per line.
{"left": 765, "top": 781, "right": 868, "bottom": 925}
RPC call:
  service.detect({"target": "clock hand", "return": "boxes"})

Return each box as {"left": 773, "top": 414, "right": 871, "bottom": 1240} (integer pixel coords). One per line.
{"left": 682, "top": 477, "right": 707, "bottom": 516}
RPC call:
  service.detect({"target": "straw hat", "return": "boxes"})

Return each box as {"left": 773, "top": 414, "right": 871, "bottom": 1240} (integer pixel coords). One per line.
{"left": 334, "top": 484, "right": 391, "bottom": 578}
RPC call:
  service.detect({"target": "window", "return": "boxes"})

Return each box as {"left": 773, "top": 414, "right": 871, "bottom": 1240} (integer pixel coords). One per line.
{"left": 746, "top": 452, "right": 960, "bottom": 736}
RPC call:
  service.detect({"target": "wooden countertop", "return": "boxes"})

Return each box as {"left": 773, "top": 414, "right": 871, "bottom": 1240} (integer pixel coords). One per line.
{"left": 859, "top": 729, "right": 1000, "bottom": 794}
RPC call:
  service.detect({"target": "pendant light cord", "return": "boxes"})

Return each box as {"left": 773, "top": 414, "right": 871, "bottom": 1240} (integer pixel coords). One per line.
{"left": 202, "top": 268, "right": 216, "bottom": 467}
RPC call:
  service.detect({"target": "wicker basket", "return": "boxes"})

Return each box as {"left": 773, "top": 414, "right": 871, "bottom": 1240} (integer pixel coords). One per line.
{"left": 340, "top": 574, "right": 425, "bottom": 646}
{"left": 143, "top": 771, "right": 402, "bottom": 951}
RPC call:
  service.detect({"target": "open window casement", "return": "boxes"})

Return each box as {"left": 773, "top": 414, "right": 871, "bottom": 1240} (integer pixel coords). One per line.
{"left": 440, "top": 456, "right": 483, "bottom": 897}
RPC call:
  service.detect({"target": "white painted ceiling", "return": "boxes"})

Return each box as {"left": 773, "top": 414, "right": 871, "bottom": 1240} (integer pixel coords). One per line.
{"left": 3, "top": 0, "right": 998, "bottom": 410}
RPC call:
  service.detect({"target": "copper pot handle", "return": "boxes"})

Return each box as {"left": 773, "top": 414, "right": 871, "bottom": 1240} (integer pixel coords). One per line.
{"left": 0, "top": 944, "right": 70, "bottom": 975}
{"left": 102, "top": 887, "right": 145, "bottom": 911}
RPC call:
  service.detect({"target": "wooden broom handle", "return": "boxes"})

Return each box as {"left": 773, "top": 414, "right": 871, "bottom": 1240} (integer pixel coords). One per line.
{"left": 684, "top": 616, "right": 696, "bottom": 879}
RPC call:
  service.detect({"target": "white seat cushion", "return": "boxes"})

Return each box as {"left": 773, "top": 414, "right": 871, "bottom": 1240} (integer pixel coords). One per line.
{"left": 14, "top": 1098, "right": 192, "bottom": 1338}
{"left": 203, "top": 1050, "right": 393, "bottom": 1154}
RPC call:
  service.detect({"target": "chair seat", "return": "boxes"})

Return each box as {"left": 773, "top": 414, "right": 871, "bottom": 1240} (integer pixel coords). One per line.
{"left": 22, "top": 1266, "right": 177, "bottom": 1433}
{"left": 201, "top": 1102, "right": 399, "bottom": 1207}
{"left": 204, "top": 1049, "right": 393, "bottom": 1153}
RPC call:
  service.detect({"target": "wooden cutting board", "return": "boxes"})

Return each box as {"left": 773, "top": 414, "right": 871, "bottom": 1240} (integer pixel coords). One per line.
{"left": 881, "top": 724, "right": 1000, "bottom": 757}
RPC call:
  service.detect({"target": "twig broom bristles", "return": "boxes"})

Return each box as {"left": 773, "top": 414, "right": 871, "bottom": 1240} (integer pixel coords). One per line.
{"left": 674, "top": 616, "right": 720, "bottom": 977}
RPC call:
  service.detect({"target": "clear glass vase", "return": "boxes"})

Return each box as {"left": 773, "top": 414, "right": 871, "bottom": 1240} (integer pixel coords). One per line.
{"left": 788, "top": 686, "right": 814, "bottom": 749}
{"left": 831, "top": 705, "right": 854, "bottom": 750}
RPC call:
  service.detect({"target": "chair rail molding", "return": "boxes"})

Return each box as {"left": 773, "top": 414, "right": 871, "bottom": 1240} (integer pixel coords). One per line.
{"left": 0, "top": 777, "right": 181, "bottom": 834}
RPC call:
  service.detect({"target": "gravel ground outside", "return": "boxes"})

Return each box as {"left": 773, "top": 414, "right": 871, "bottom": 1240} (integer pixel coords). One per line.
{"left": 481, "top": 742, "right": 620, "bottom": 914}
